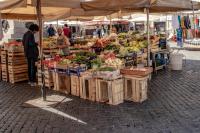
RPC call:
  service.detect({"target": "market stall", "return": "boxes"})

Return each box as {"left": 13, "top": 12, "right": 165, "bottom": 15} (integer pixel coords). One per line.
{"left": 37, "top": 30, "right": 156, "bottom": 105}
{"left": 0, "top": 0, "right": 198, "bottom": 104}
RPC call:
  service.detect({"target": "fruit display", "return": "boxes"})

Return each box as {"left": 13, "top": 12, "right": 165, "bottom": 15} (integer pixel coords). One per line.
{"left": 118, "top": 32, "right": 149, "bottom": 54}
{"left": 101, "top": 52, "right": 116, "bottom": 60}
{"left": 43, "top": 37, "right": 57, "bottom": 49}
{"left": 74, "top": 39, "right": 88, "bottom": 45}
{"left": 4, "top": 41, "right": 24, "bottom": 52}
{"left": 127, "top": 40, "right": 148, "bottom": 52}
{"left": 119, "top": 46, "right": 129, "bottom": 57}
{"left": 92, "top": 38, "right": 110, "bottom": 48}
{"left": 105, "top": 58, "right": 123, "bottom": 67}
{"left": 39, "top": 31, "right": 152, "bottom": 76}
{"left": 118, "top": 33, "right": 129, "bottom": 39}
{"left": 58, "top": 58, "right": 71, "bottom": 65}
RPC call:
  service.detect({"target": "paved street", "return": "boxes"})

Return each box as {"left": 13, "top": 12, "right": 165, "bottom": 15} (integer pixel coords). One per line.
{"left": 0, "top": 50, "right": 200, "bottom": 133}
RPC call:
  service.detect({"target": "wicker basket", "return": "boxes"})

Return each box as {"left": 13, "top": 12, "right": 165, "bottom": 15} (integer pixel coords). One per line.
{"left": 120, "top": 67, "right": 153, "bottom": 77}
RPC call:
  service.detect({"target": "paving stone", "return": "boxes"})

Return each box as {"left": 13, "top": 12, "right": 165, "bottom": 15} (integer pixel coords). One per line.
{"left": 0, "top": 51, "right": 200, "bottom": 132}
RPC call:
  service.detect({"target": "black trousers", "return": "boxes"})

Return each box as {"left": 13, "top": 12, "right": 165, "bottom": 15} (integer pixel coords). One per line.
{"left": 27, "top": 58, "right": 37, "bottom": 82}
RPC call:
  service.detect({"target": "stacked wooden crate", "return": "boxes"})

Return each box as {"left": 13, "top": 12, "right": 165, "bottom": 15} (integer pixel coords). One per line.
{"left": 69, "top": 65, "right": 87, "bottom": 96}
{"left": 1, "top": 50, "right": 9, "bottom": 82}
{"left": 124, "top": 76, "right": 148, "bottom": 103}
{"left": 0, "top": 49, "right": 2, "bottom": 80}
{"left": 8, "top": 51, "right": 28, "bottom": 83}
{"left": 96, "top": 77, "right": 124, "bottom": 105}
{"left": 79, "top": 73, "right": 96, "bottom": 101}
{"left": 37, "top": 65, "right": 54, "bottom": 89}
{"left": 121, "top": 67, "right": 152, "bottom": 103}
{"left": 52, "top": 71, "right": 70, "bottom": 94}
{"left": 51, "top": 64, "right": 71, "bottom": 94}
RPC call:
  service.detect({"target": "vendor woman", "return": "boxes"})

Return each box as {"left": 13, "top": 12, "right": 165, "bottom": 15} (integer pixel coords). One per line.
{"left": 57, "top": 27, "right": 70, "bottom": 56}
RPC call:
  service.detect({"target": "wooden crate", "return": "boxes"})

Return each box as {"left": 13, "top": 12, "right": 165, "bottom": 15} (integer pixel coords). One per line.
{"left": 52, "top": 72, "right": 71, "bottom": 94}
{"left": 96, "top": 78, "right": 124, "bottom": 105}
{"left": 8, "top": 64, "right": 28, "bottom": 74}
{"left": 9, "top": 73, "right": 28, "bottom": 84}
{"left": 8, "top": 52, "right": 26, "bottom": 65}
{"left": 37, "top": 65, "right": 54, "bottom": 88}
{"left": 80, "top": 74, "right": 96, "bottom": 101}
{"left": 0, "top": 64, "right": 2, "bottom": 81}
{"left": 124, "top": 76, "right": 148, "bottom": 103}
{"left": 1, "top": 64, "right": 9, "bottom": 82}
{"left": 8, "top": 63, "right": 28, "bottom": 83}
{"left": 70, "top": 75, "right": 80, "bottom": 96}
{"left": 1, "top": 50, "right": 8, "bottom": 64}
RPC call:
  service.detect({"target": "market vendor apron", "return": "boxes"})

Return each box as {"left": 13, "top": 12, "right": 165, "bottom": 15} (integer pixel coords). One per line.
{"left": 57, "top": 36, "right": 70, "bottom": 56}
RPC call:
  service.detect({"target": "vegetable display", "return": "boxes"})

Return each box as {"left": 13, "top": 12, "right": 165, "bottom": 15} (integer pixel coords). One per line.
{"left": 105, "top": 58, "right": 123, "bottom": 67}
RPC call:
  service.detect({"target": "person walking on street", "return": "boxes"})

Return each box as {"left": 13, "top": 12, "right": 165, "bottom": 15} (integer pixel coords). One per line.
{"left": 22, "top": 24, "right": 39, "bottom": 86}
{"left": 47, "top": 24, "right": 56, "bottom": 37}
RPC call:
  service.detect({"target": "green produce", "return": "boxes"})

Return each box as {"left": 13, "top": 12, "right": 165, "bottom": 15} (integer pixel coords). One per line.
{"left": 58, "top": 59, "right": 71, "bottom": 65}
{"left": 91, "top": 58, "right": 102, "bottom": 68}
{"left": 119, "top": 47, "right": 129, "bottom": 57}
{"left": 98, "top": 67, "right": 115, "bottom": 72}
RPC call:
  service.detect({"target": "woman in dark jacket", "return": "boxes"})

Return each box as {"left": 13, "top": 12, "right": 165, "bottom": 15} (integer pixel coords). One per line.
{"left": 22, "top": 24, "right": 39, "bottom": 86}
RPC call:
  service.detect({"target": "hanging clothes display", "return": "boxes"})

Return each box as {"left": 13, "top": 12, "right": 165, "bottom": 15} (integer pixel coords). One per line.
{"left": 190, "top": 17, "right": 194, "bottom": 29}
{"left": 181, "top": 16, "right": 186, "bottom": 29}
{"left": 172, "top": 15, "right": 180, "bottom": 29}
{"left": 186, "top": 29, "right": 193, "bottom": 39}
{"left": 184, "top": 16, "right": 191, "bottom": 29}
{"left": 176, "top": 28, "right": 183, "bottom": 47}
{"left": 178, "top": 15, "right": 181, "bottom": 26}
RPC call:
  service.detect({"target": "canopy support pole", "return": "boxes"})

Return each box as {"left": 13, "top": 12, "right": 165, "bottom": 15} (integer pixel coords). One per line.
{"left": 109, "top": 15, "right": 112, "bottom": 35}
{"left": 57, "top": 19, "right": 59, "bottom": 28}
{"left": 191, "top": 1, "right": 196, "bottom": 39}
{"left": 37, "top": 0, "right": 46, "bottom": 101}
{"left": 146, "top": 8, "right": 150, "bottom": 67}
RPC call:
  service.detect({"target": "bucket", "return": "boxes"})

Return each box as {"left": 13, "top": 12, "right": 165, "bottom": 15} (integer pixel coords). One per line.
{"left": 170, "top": 53, "right": 183, "bottom": 70}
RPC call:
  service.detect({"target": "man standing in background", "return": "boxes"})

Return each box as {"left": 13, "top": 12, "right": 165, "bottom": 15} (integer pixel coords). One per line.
{"left": 22, "top": 24, "right": 39, "bottom": 86}
{"left": 63, "top": 24, "right": 71, "bottom": 39}
{"left": 47, "top": 24, "right": 56, "bottom": 37}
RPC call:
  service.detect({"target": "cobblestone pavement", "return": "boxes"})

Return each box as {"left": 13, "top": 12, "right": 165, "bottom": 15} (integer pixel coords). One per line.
{"left": 0, "top": 51, "right": 200, "bottom": 133}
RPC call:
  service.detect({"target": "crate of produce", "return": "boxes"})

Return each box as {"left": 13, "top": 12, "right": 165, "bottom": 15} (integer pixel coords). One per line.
{"left": 68, "top": 64, "right": 87, "bottom": 76}
{"left": 79, "top": 72, "right": 96, "bottom": 101}
{"left": 95, "top": 67, "right": 121, "bottom": 80}
{"left": 124, "top": 75, "right": 149, "bottom": 103}
{"left": 96, "top": 77, "right": 124, "bottom": 105}
{"left": 52, "top": 71, "right": 70, "bottom": 94}
{"left": 53, "top": 58, "right": 71, "bottom": 71}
